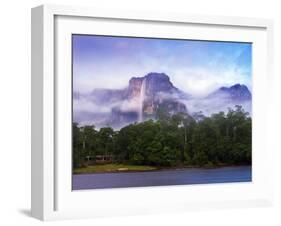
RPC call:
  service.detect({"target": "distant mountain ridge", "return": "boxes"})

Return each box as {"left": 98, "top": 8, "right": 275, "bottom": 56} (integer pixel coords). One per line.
{"left": 208, "top": 83, "right": 252, "bottom": 102}
{"left": 74, "top": 72, "right": 252, "bottom": 129}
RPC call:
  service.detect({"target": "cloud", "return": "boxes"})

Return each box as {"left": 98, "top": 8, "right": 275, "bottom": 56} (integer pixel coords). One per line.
{"left": 73, "top": 97, "right": 112, "bottom": 114}
{"left": 119, "top": 98, "right": 140, "bottom": 112}
{"left": 73, "top": 35, "right": 252, "bottom": 126}
{"left": 169, "top": 65, "right": 251, "bottom": 97}
{"left": 181, "top": 97, "right": 252, "bottom": 117}
{"left": 73, "top": 35, "right": 252, "bottom": 96}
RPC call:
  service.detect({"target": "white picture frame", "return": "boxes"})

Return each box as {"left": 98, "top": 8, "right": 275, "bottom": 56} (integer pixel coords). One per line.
{"left": 31, "top": 4, "right": 274, "bottom": 221}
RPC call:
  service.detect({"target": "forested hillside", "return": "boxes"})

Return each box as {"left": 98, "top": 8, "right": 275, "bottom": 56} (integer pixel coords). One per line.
{"left": 73, "top": 105, "right": 251, "bottom": 169}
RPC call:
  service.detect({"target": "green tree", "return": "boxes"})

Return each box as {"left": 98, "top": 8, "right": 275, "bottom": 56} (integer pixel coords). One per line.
{"left": 97, "top": 127, "right": 114, "bottom": 156}
{"left": 73, "top": 105, "right": 252, "bottom": 169}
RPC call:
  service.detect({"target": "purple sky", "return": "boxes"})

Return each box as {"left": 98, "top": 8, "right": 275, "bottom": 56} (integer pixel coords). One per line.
{"left": 73, "top": 35, "right": 252, "bottom": 97}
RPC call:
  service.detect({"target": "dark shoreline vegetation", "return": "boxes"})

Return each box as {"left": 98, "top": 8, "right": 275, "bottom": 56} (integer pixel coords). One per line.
{"left": 73, "top": 105, "right": 251, "bottom": 174}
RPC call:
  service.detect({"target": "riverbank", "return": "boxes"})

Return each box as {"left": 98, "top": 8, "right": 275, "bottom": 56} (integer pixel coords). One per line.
{"left": 73, "top": 164, "right": 157, "bottom": 174}
{"left": 73, "top": 163, "right": 251, "bottom": 174}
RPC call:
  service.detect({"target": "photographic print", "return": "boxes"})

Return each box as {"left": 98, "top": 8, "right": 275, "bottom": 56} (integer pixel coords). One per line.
{"left": 72, "top": 35, "right": 252, "bottom": 190}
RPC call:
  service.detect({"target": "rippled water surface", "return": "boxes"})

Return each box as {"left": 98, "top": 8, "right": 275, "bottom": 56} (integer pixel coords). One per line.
{"left": 72, "top": 166, "right": 251, "bottom": 190}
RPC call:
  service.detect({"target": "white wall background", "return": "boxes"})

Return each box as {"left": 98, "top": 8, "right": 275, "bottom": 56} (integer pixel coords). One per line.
{"left": 0, "top": 0, "right": 280, "bottom": 225}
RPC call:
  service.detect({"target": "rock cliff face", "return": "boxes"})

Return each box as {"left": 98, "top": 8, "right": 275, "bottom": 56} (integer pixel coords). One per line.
{"left": 107, "top": 73, "right": 188, "bottom": 128}
{"left": 73, "top": 72, "right": 252, "bottom": 129}
{"left": 126, "top": 72, "right": 180, "bottom": 98}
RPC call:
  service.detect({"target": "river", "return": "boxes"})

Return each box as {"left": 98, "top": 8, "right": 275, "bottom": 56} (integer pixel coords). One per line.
{"left": 72, "top": 165, "right": 251, "bottom": 190}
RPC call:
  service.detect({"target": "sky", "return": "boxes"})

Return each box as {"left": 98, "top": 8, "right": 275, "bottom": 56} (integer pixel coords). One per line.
{"left": 73, "top": 34, "right": 252, "bottom": 97}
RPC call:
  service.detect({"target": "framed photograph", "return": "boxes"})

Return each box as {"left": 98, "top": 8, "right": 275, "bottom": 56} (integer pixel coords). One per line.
{"left": 31, "top": 4, "right": 274, "bottom": 221}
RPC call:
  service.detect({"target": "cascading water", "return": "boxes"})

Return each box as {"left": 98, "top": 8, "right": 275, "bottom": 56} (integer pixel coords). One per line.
{"left": 138, "top": 78, "right": 146, "bottom": 122}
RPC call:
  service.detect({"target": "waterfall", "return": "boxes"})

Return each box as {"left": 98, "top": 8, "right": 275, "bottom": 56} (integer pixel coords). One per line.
{"left": 138, "top": 78, "right": 146, "bottom": 122}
